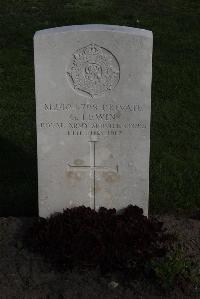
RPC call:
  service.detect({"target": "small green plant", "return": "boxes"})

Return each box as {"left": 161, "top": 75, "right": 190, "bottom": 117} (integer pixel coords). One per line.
{"left": 151, "top": 245, "right": 200, "bottom": 292}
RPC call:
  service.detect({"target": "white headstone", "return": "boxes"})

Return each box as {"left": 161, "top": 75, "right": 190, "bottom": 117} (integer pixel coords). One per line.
{"left": 34, "top": 24, "right": 153, "bottom": 218}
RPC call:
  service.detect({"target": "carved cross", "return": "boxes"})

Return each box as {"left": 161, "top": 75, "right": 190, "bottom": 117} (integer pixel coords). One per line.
{"left": 66, "top": 140, "right": 118, "bottom": 209}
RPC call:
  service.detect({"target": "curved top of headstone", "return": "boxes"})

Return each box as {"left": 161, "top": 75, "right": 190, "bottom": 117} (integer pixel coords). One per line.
{"left": 34, "top": 24, "right": 152, "bottom": 39}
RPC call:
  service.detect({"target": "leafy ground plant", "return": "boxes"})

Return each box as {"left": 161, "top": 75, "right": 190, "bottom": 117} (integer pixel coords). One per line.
{"left": 151, "top": 244, "right": 200, "bottom": 293}
{"left": 25, "top": 205, "right": 172, "bottom": 276}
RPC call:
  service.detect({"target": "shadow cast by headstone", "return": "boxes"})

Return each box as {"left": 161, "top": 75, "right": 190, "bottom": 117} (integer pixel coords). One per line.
{"left": 0, "top": 136, "right": 38, "bottom": 216}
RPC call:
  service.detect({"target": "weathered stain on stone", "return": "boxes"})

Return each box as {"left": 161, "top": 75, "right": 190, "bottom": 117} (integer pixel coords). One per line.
{"left": 65, "top": 171, "right": 81, "bottom": 182}
{"left": 102, "top": 171, "right": 120, "bottom": 183}
{"left": 74, "top": 159, "right": 84, "bottom": 166}
{"left": 104, "top": 191, "right": 112, "bottom": 201}
{"left": 95, "top": 181, "right": 101, "bottom": 192}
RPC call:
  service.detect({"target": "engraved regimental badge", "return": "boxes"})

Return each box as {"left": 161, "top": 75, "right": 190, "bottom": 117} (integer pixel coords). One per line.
{"left": 67, "top": 43, "right": 120, "bottom": 98}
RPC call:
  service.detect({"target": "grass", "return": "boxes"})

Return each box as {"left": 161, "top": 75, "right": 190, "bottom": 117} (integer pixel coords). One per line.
{"left": 151, "top": 243, "right": 200, "bottom": 292}
{"left": 0, "top": 0, "right": 199, "bottom": 216}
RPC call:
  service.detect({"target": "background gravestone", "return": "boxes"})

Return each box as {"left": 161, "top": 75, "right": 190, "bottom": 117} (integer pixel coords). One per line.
{"left": 34, "top": 25, "right": 153, "bottom": 218}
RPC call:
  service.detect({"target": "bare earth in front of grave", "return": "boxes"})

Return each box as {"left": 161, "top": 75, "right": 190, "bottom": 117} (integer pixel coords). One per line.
{"left": 0, "top": 215, "right": 199, "bottom": 298}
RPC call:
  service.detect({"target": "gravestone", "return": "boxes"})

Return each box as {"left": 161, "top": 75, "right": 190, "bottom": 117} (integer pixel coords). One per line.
{"left": 34, "top": 25, "right": 153, "bottom": 218}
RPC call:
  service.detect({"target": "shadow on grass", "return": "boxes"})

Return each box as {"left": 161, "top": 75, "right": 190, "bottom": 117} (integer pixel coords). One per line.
{"left": 0, "top": 136, "right": 38, "bottom": 216}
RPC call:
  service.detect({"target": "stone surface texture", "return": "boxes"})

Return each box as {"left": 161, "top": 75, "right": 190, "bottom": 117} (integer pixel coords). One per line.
{"left": 34, "top": 24, "right": 153, "bottom": 217}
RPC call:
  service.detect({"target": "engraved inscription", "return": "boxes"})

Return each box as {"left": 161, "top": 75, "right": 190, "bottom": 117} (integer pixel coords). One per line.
{"left": 67, "top": 44, "right": 120, "bottom": 98}
{"left": 40, "top": 101, "right": 147, "bottom": 136}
